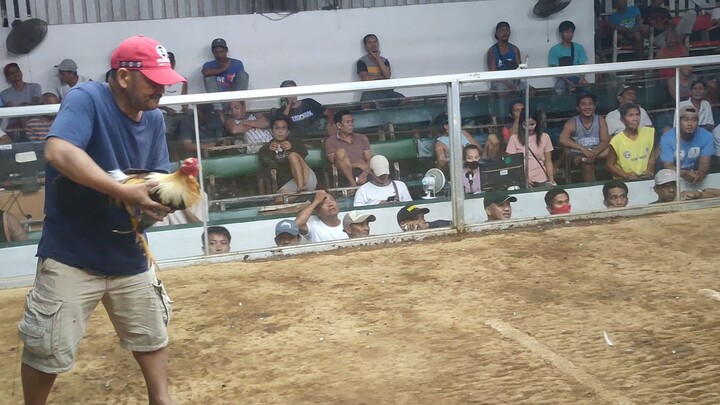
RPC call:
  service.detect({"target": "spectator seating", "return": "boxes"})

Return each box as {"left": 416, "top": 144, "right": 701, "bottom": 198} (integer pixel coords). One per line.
{"left": 612, "top": 26, "right": 655, "bottom": 63}
{"left": 675, "top": 13, "right": 720, "bottom": 54}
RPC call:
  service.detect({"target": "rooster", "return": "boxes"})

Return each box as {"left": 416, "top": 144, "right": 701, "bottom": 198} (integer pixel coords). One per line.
{"left": 118, "top": 157, "right": 201, "bottom": 267}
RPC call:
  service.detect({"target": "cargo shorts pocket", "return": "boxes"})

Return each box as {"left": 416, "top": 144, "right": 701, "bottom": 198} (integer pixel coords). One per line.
{"left": 153, "top": 279, "right": 173, "bottom": 327}
{"left": 18, "top": 290, "right": 63, "bottom": 358}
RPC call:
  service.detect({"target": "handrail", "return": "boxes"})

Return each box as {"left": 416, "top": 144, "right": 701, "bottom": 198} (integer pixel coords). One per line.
{"left": 0, "top": 55, "right": 718, "bottom": 119}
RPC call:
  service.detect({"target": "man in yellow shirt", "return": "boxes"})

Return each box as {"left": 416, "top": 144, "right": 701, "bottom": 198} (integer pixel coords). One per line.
{"left": 606, "top": 102, "right": 657, "bottom": 180}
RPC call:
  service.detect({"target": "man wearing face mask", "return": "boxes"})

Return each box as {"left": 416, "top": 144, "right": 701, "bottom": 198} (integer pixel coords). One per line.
{"left": 545, "top": 187, "right": 572, "bottom": 215}
{"left": 462, "top": 144, "right": 482, "bottom": 194}
{"left": 353, "top": 155, "right": 412, "bottom": 206}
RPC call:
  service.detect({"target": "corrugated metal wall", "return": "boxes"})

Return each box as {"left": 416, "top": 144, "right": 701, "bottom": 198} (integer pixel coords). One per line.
{"left": 8, "top": 0, "right": 472, "bottom": 25}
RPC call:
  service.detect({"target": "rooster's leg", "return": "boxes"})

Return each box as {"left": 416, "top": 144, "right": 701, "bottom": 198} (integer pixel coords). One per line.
{"left": 130, "top": 214, "right": 161, "bottom": 271}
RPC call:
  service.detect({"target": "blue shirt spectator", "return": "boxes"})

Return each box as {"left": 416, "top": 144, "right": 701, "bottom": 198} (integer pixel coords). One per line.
{"left": 660, "top": 128, "right": 714, "bottom": 170}
{"left": 202, "top": 58, "right": 245, "bottom": 92}
{"left": 610, "top": 5, "right": 641, "bottom": 30}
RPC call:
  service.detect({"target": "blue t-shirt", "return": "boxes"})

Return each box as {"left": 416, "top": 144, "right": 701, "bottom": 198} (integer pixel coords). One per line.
{"left": 548, "top": 42, "right": 588, "bottom": 67}
{"left": 610, "top": 6, "right": 641, "bottom": 30}
{"left": 659, "top": 128, "right": 714, "bottom": 170}
{"left": 37, "top": 82, "right": 169, "bottom": 276}
{"left": 202, "top": 58, "right": 245, "bottom": 91}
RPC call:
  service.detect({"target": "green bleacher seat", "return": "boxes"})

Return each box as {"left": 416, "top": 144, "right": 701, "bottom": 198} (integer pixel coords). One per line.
{"left": 370, "top": 138, "right": 418, "bottom": 161}
{"left": 352, "top": 104, "right": 441, "bottom": 130}
{"left": 305, "top": 147, "right": 328, "bottom": 169}
{"left": 203, "top": 154, "right": 260, "bottom": 179}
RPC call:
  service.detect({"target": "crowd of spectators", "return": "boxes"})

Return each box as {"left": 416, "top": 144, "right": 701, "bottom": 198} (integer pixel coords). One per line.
{"left": 2, "top": 3, "right": 720, "bottom": 254}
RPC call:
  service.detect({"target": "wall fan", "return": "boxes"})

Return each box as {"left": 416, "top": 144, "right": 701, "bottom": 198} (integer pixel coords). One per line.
{"left": 533, "top": 0, "right": 572, "bottom": 18}
{"left": 6, "top": 18, "right": 48, "bottom": 54}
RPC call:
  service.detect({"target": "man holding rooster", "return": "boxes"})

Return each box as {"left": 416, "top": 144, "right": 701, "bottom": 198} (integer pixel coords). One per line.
{"left": 18, "top": 36, "right": 186, "bottom": 405}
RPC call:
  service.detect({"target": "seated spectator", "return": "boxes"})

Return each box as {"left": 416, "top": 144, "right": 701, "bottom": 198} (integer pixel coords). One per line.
{"left": 1, "top": 210, "right": 28, "bottom": 242}
{"left": 275, "top": 80, "right": 334, "bottom": 137}
{"left": 606, "top": 102, "right": 657, "bottom": 180}
{"left": 160, "top": 52, "right": 191, "bottom": 140}
{"left": 660, "top": 105, "right": 713, "bottom": 185}
{"left": 434, "top": 112, "right": 498, "bottom": 173}
{"left": 274, "top": 219, "right": 302, "bottom": 247}
{"left": 397, "top": 205, "right": 451, "bottom": 231}
{"left": 202, "top": 38, "right": 249, "bottom": 111}
{"left": 25, "top": 92, "right": 59, "bottom": 141}
{"left": 295, "top": 190, "right": 348, "bottom": 243}
{"left": 343, "top": 211, "right": 376, "bottom": 238}
{"left": 1, "top": 63, "right": 41, "bottom": 106}
{"left": 53, "top": 58, "right": 90, "bottom": 100}
{"left": 678, "top": 80, "right": 714, "bottom": 132}
{"left": 652, "top": 169, "right": 677, "bottom": 203}
{"left": 548, "top": 20, "right": 589, "bottom": 96}
{"left": 484, "top": 192, "right": 517, "bottom": 221}
{"left": 173, "top": 104, "right": 226, "bottom": 160}
{"left": 602, "top": 180, "right": 629, "bottom": 208}
{"left": 1, "top": 63, "right": 41, "bottom": 137}
{"left": 356, "top": 34, "right": 406, "bottom": 109}
{"left": 545, "top": 187, "right": 572, "bottom": 215}
{"left": 668, "top": 66, "right": 696, "bottom": 101}
{"left": 353, "top": 155, "right": 412, "bottom": 206}
{"left": 655, "top": 28, "right": 688, "bottom": 79}
{"left": 462, "top": 144, "right": 482, "bottom": 194}
{"left": 641, "top": 0, "right": 696, "bottom": 48}
{"left": 605, "top": 85, "right": 653, "bottom": 137}
{"left": 326, "top": 110, "right": 372, "bottom": 187}
{"left": 505, "top": 108, "right": 555, "bottom": 187}
{"left": 487, "top": 21, "right": 523, "bottom": 93}
{"left": 501, "top": 100, "right": 524, "bottom": 143}
{"left": 607, "top": 0, "right": 644, "bottom": 60}
{"left": 225, "top": 100, "right": 272, "bottom": 153}
{"left": 258, "top": 115, "right": 317, "bottom": 199}
{"left": 202, "top": 226, "right": 231, "bottom": 255}
{"left": 558, "top": 92, "right": 610, "bottom": 182}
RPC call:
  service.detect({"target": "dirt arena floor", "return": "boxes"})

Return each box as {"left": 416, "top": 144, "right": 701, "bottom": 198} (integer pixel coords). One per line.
{"left": 1, "top": 208, "right": 720, "bottom": 404}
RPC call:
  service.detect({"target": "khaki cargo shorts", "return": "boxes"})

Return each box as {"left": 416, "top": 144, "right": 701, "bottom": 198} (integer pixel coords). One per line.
{"left": 18, "top": 258, "right": 173, "bottom": 374}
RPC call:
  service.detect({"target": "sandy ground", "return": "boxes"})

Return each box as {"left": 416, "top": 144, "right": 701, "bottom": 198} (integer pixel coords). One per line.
{"left": 1, "top": 208, "right": 720, "bottom": 404}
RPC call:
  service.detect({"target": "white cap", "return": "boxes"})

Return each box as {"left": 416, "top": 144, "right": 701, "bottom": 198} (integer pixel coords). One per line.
{"left": 370, "top": 155, "right": 390, "bottom": 177}
{"left": 655, "top": 169, "right": 677, "bottom": 186}
{"left": 343, "top": 211, "right": 376, "bottom": 227}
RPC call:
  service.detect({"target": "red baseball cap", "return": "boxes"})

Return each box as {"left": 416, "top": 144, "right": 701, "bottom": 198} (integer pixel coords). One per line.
{"left": 110, "top": 35, "right": 186, "bottom": 85}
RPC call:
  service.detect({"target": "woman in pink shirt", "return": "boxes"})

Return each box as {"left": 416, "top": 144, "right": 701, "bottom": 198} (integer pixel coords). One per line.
{"left": 505, "top": 109, "right": 556, "bottom": 187}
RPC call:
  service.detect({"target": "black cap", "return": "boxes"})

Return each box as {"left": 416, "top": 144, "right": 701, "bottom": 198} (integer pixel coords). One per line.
{"left": 483, "top": 192, "right": 518, "bottom": 209}
{"left": 397, "top": 205, "right": 430, "bottom": 223}
{"left": 617, "top": 84, "right": 639, "bottom": 97}
{"left": 211, "top": 38, "right": 228, "bottom": 50}
{"left": 496, "top": 21, "right": 510, "bottom": 33}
